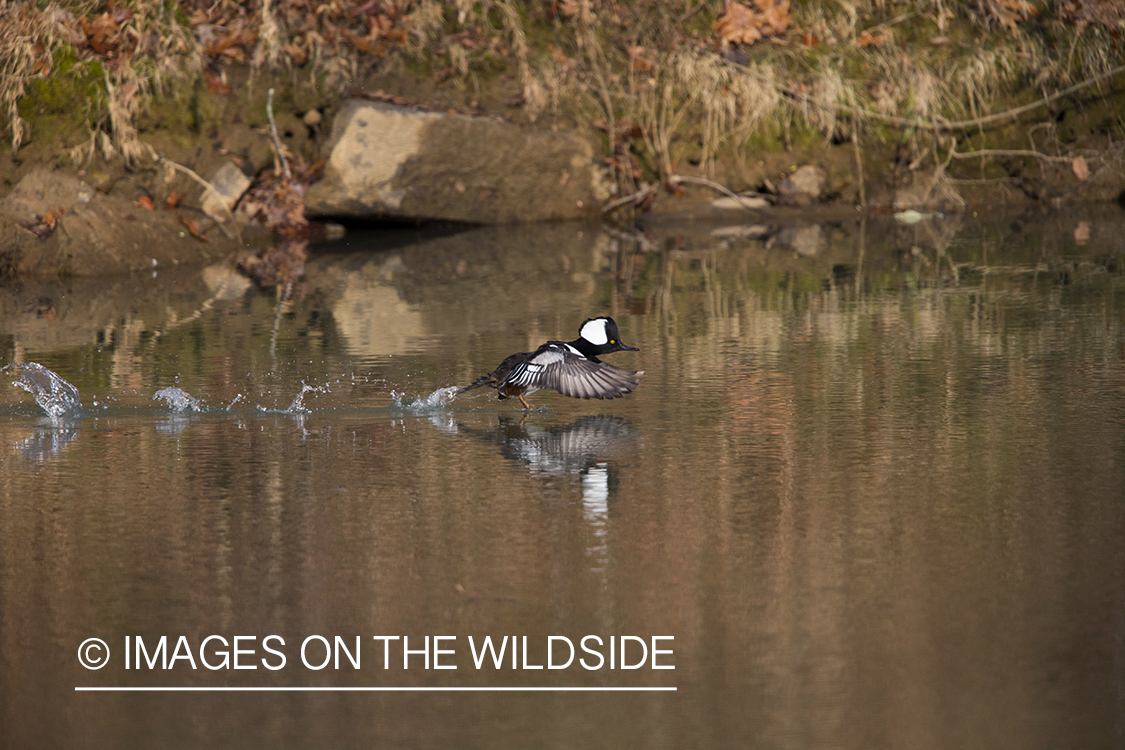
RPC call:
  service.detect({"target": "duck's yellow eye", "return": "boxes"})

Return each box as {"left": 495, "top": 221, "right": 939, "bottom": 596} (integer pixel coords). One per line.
{"left": 610, "top": 340, "right": 616, "bottom": 344}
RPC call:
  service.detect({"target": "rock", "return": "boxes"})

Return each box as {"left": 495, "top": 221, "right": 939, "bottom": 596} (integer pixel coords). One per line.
{"left": 0, "top": 169, "right": 243, "bottom": 277}
{"left": 710, "top": 194, "right": 770, "bottom": 210}
{"left": 710, "top": 224, "right": 772, "bottom": 239}
{"left": 304, "top": 100, "right": 611, "bottom": 223}
{"left": 201, "top": 161, "right": 251, "bottom": 222}
{"left": 777, "top": 165, "right": 827, "bottom": 207}
{"left": 303, "top": 109, "right": 322, "bottom": 127}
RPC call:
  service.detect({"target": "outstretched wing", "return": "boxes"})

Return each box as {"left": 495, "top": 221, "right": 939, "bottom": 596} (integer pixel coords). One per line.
{"left": 504, "top": 344, "right": 641, "bottom": 400}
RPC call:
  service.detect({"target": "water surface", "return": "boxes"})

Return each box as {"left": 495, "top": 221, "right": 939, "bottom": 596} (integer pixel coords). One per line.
{"left": 1, "top": 211, "right": 1123, "bottom": 749}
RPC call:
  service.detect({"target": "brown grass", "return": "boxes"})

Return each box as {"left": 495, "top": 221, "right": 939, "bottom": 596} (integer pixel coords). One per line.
{"left": 0, "top": 3, "right": 82, "bottom": 151}
{"left": 1, "top": 0, "right": 1122, "bottom": 205}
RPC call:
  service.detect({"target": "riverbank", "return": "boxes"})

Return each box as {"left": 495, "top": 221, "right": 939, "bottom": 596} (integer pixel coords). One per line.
{"left": 2, "top": 1, "right": 1124, "bottom": 278}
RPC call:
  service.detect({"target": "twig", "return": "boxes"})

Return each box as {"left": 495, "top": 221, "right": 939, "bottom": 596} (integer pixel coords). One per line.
{"left": 267, "top": 88, "right": 292, "bottom": 182}
{"left": 154, "top": 155, "right": 240, "bottom": 241}
{"left": 602, "top": 183, "right": 658, "bottom": 213}
{"left": 602, "top": 173, "right": 772, "bottom": 214}
{"left": 948, "top": 147, "right": 1077, "bottom": 164}
{"left": 763, "top": 62, "right": 1125, "bottom": 132}
{"left": 669, "top": 175, "right": 770, "bottom": 208}
{"left": 852, "top": 128, "right": 865, "bottom": 207}
{"left": 919, "top": 135, "right": 959, "bottom": 206}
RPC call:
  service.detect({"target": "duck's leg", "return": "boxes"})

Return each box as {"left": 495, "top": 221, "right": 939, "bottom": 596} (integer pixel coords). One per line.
{"left": 518, "top": 394, "right": 532, "bottom": 410}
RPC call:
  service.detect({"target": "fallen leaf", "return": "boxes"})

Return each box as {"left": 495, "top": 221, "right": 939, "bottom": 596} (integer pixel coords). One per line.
{"left": 558, "top": 0, "right": 596, "bottom": 25}
{"left": 41, "top": 206, "right": 64, "bottom": 228}
{"left": 206, "top": 70, "right": 232, "bottom": 95}
{"left": 857, "top": 29, "right": 889, "bottom": 47}
{"left": 178, "top": 212, "right": 208, "bottom": 242}
{"left": 79, "top": 12, "right": 120, "bottom": 56}
{"left": 714, "top": 2, "right": 763, "bottom": 47}
{"left": 17, "top": 206, "right": 65, "bottom": 240}
{"left": 548, "top": 44, "right": 569, "bottom": 66}
{"left": 800, "top": 31, "right": 818, "bottom": 47}
{"left": 344, "top": 29, "right": 383, "bottom": 56}
{"left": 714, "top": 0, "right": 791, "bottom": 49}
{"left": 627, "top": 45, "right": 653, "bottom": 73}
{"left": 136, "top": 196, "right": 155, "bottom": 210}
{"left": 978, "top": 0, "right": 1038, "bottom": 30}
{"left": 165, "top": 191, "right": 181, "bottom": 210}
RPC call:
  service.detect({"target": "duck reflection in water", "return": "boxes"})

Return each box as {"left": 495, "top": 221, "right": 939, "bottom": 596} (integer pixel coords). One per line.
{"left": 457, "top": 414, "right": 642, "bottom": 575}
{"left": 13, "top": 423, "right": 81, "bottom": 463}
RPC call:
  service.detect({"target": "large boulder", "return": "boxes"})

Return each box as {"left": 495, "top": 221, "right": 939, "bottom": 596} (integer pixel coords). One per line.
{"left": 304, "top": 100, "right": 611, "bottom": 223}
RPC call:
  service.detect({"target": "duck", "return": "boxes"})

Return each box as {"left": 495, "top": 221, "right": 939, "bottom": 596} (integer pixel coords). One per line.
{"left": 457, "top": 317, "right": 643, "bottom": 409}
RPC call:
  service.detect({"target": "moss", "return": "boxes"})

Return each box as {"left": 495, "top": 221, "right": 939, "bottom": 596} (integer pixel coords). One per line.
{"left": 19, "top": 55, "right": 103, "bottom": 120}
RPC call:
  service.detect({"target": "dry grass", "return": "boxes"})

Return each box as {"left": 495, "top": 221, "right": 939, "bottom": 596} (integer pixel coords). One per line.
{"left": 1, "top": 0, "right": 1122, "bottom": 205}
{"left": 0, "top": 3, "right": 82, "bottom": 151}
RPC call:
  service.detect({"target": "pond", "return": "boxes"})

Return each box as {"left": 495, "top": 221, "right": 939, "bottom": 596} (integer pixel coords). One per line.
{"left": 2, "top": 208, "right": 1123, "bottom": 749}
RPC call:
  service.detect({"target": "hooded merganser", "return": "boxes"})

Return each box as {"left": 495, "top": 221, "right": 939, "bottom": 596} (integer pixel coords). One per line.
{"left": 457, "top": 317, "right": 643, "bottom": 409}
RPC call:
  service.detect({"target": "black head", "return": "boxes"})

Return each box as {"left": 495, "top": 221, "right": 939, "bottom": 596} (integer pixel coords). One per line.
{"left": 573, "top": 317, "right": 639, "bottom": 357}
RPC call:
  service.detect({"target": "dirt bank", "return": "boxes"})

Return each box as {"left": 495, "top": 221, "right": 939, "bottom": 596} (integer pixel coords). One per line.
{"left": 3, "top": 1, "right": 1125, "bottom": 278}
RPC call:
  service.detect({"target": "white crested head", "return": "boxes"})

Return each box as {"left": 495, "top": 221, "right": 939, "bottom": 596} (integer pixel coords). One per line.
{"left": 579, "top": 317, "right": 610, "bottom": 345}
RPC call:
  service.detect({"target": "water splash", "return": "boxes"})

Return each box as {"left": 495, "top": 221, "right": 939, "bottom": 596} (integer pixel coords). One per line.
{"left": 9, "top": 362, "right": 82, "bottom": 418}
{"left": 391, "top": 386, "right": 460, "bottom": 412}
{"left": 153, "top": 387, "right": 204, "bottom": 413}
{"left": 286, "top": 382, "right": 329, "bottom": 414}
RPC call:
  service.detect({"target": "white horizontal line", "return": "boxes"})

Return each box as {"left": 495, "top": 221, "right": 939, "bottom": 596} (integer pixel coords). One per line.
{"left": 76, "top": 686, "right": 676, "bottom": 692}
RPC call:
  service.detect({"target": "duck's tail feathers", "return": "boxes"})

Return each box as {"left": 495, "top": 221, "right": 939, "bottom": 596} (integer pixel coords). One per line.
{"left": 456, "top": 375, "right": 493, "bottom": 395}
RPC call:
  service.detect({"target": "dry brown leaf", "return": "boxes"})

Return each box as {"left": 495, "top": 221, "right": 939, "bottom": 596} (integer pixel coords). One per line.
{"left": 344, "top": 29, "right": 382, "bottom": 56}
{"left": 714, "top": 0, "right": 791, "bottom": 49}
{"left": 627, "top": 45, "right": 653, "bottom": 73}
{"left": 41, "top": 206, "right": 64, "bottom": 228}
{"left": 548, "top": 44, "right": 569, "bottom": 66}
{"left": 714, "top": 2, "right": 763, "bottom": 47}
{"left": 179, "top": 212, "right": 208, "bottom": 243}
{"left": 558, "top": 0, "right": 596, "bottom": 25}
{"left": 165, "top": 191, "right": 181, "bottom": 210}
{"left": 857, "top": 29, "right": 889, "bottom": 48}
{"left": 136, "top": 196, "right": 155, "bottom": 210}
{"left": 18, "top": 206, "right": 65, "bottom": 240}
{"left": 758, "top": 0, "right": 792, "bottom": 34}
{"left": 32, "top": 55, "right": 51, "bottom": 77}
{"left": 1058, "top": 0, "right": 1125, "bottom": 33}
{"left": 977, "top": 0, "right": 1038, "bottom": 30}
{"left": 206, "top": 70, "right": 232, "bottom": 95}
{"left": 284, "top": 41, "right": 308, "bottom": 66}
{"left": 79, "top": 12, "right": 122, "bottom": 56}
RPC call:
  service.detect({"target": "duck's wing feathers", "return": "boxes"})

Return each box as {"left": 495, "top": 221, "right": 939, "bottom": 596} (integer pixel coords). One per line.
{"left": 505, "top": 343, "right": 641, "bottom": 400}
